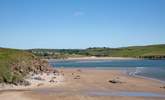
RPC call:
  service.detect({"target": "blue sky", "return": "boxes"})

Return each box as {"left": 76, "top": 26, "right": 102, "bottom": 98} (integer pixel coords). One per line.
{"left": 0, "top": 0, "right": 165, "bottom": 49}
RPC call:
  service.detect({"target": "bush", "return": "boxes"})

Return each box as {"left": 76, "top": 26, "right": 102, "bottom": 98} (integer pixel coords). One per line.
{"left": 3, "top": 70, "right": 12, "bottom": 83}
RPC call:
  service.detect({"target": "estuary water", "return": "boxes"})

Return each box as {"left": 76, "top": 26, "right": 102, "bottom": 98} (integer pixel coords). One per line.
{"left": 49, "top": 59, "right": 165, "bottom": 82}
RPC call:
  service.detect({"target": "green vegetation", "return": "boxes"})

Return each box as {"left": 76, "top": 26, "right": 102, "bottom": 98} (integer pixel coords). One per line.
{"left": 28, "top": 44, "right": 165, "bottom": 59}
{"left": 27, "top": 49, "right": 87, "bottom": 59}
{"left": 0, "top": 48, "right": 51, "bottom": 85}
{"left": 106, "top": 44, "right": 165, "bottom": 58}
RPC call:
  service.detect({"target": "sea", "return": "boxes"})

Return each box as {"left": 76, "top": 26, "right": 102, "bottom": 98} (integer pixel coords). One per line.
{"left": 49, "top": 59, "right": 165, "bottom": 82}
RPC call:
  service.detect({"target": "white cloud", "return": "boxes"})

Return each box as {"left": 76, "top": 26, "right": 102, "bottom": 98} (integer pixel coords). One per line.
{"left": 73, "top": 11, "right": 84, "bottom": 16}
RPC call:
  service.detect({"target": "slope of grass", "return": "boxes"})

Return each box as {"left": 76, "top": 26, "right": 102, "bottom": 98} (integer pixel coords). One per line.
{"left": 0, "top": 48, "right": 51, "bottom": 84}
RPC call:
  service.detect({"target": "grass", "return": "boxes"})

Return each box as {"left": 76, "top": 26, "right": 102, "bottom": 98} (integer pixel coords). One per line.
{"left": 0, "top": 48, "right": 36, "bottom": 84}
{"left": 108, "top": 44, "right": 165, "bottom": 57}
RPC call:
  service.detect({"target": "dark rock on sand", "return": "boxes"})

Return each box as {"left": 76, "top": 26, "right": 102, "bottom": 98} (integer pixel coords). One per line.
{"left": 74, "top": 75, "right": 81, "bottom": 79}
{"left": 160, "top": 86, "right": 165, "bottom": 89}
{"left": 22, "top": 80, "right": 31, "bottom": 86}
{"left": 109, "top": 79, "right": 122, "bottom": 84}
{"left": 34, "top": 77, "right": 44, "bottom": 81}
{"left": 37, "top": 83, "right": 44, "bottom": 87}
{"left": 49, "top": 79, "right": 55, "bottom": 83}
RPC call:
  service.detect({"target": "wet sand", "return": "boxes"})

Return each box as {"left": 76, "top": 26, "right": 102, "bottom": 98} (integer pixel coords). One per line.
{"left": 0, "top": 68, "right": 165, "bottom": 100}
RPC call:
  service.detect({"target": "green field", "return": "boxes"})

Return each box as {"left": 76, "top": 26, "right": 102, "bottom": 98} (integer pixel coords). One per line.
{"left": 28, "top": 44, "right": 165, "bottom": 59}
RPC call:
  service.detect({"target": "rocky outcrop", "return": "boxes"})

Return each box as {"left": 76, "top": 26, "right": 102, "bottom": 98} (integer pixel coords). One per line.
{"left": 0, "top": 48, "right": 57, "bottom": 85}
{"left": 10, "top": 58, "right": 57, "bottom": 85}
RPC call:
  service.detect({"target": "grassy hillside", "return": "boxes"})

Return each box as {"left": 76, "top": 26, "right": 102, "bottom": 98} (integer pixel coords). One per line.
{"left": 28, "top": 44, "right": 165, "bottom": 59}
{"left": 0, "top": 48, "right": 53, "bottom": 85}
{"left": 107, "top": 44, "right": 165, "bottom": 58}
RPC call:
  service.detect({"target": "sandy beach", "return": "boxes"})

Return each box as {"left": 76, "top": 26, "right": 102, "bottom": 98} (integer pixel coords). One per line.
{"left": 66, "top": 56, "right": 137, "bottom": 60}
{"left": 0, "top": 68, "right": 165, "bottom": 100}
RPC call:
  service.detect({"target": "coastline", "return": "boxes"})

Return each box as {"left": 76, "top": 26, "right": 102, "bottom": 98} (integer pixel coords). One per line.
{"left": 0, "top": 68, "right": 165, "bottom": 100}
{"left": 48, "top": 56, "right": 138, "bottom": 61}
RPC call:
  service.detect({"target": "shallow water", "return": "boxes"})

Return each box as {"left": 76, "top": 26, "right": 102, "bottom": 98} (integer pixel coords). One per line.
{"left": 49, "top": 59, "right": 165, "bottom": 68}
{"left": 49, "top": 59, "right": 165, "bottom": 81}
{"left": 86, "top": 91, "right": 165, "bottom": 97}
{"left": 33, "top": 88, "right": 165, "bottom": 98}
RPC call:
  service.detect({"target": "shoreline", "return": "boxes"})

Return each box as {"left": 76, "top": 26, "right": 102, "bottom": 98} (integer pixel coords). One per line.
{"left": 57, "top": 67, "right": 165, "bottom": 84}
{"left": 67, "top": 57, "right": 137, "bottom": 60}
{"left": 0, "top": 68, "right": 165, "bottom": 100}
{"left": 133, "top": 74, "right": 165, "bottom": 84}
{"left": 48, "top": 57, "right": 138, "bottom": 61}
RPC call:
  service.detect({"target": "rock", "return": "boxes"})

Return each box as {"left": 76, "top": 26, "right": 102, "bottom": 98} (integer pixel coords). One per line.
{"left": 13, "top": 82, "right": 19, "bottom": 86}
{"left": 14, "top": 80, "right": 31, "bottom": 86}
{"left": 34, "top": 77, "right": 44, "bottom": 81}
{"left": 53, "top": 70, "right": 59, "bottom": 74}
{"left": 74, "top": 75, "right": 81, "bottom": 79}
{"left": 54, "top": 73, "right": 59, "bottom": 76}
{"left": 52, "top": 77, "right": 56, "bottom": 79}
{"left": 160, "top": 86, "right": 165, "bottom": 89}
{"left": 74, "top": 77, "right": 80, "bottom": 79}
{"left": 31, "top": 73, "right": 35, "bottom": 76}
{"left": 76, "top": 75, "right": 80, "bottom": 77}
{"left": 19, "top": 69, "right": 24, "bottom": 73}
{"left": 108, "top": 79, "right": 122, "bottom": 84}
{"left": 23, "top": 80, "right": 31, "bottom": 86}
{"left": 49, "top": 79, "right": 55, "bottom": 83}
{"left": 39, "top": 65, "right": 44, "bottom": 71}
{"left": 37, "top": 83, "right": 44, "bottom": 87}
